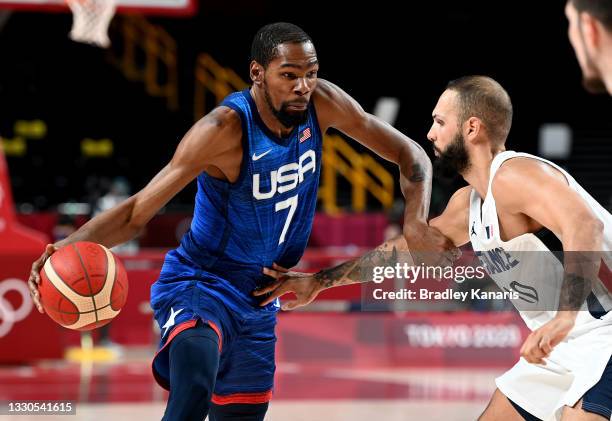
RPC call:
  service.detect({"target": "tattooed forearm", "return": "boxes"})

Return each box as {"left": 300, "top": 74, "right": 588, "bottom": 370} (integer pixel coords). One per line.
{"left": 408, "top": 163, "right": 425, "bottom": 183}
{"left": 558, "top": 272, "right": 591, "bottom": 312}
{"left": 314, "top": 244, "right": 400, "bottom": 288}
{"left": 314, "top": 259, "right": 360, "bottom": 289}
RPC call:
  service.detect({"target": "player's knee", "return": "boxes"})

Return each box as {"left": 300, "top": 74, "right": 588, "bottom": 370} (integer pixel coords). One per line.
{"left": 169, "top": 324, "right": 220, "bottom": 396}
{"left": 477, "top": 390, "right": 499, "bottom": 421}
{"left": 477, "top": 406, "right": 496, "bottom": 421}
{"left": 478, "top": 389, "right": 525, "bottom": 421}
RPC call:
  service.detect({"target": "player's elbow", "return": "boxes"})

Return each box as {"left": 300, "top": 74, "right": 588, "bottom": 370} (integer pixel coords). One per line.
{"left": 413, "top": 143, "right": 431, "bottom": 169}
{"left": 570, "top": 213, "right": 605, "bottom": 246}
{"left": 127, "top": 219, "right": 146, "bottom": 238}
{"left": 399, "top": 142, "right": 432, "bottom": 178}
{"left": 584, "top": 215, "right": 605, "bottom": 239}
{"left": 124, "top": 197, "right": 148, "bottom": 235}
{"left": 127, "top": 212, "right": 148, "bottom": 236}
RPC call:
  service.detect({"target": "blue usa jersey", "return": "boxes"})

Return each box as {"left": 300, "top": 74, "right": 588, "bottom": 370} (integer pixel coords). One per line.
{"left": 171, "top": 89, "right": 323, "bottom": 297}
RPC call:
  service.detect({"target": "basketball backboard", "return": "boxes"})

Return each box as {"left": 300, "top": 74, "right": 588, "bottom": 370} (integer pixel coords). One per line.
{"left": 0, "top": 0, "right": 197, "bottom": 16}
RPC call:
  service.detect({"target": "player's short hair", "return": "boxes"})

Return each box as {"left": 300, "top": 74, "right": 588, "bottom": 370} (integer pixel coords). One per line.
{"left": 251, "top": 22, "right": 314, "bottom": 68}
{"left": 570, "top": 0, "right": 612, "bottom": 30}
{"left": 446, "top": 76, "right": 513, "bottom": 145}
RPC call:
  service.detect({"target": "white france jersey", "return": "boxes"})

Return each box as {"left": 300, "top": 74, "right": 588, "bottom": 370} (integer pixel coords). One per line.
{"left": 468, "top": 151, "right": 612, "bottom": 335}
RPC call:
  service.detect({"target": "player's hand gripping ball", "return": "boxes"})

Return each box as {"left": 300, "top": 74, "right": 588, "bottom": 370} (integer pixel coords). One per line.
{"left": 39, "top": 242, "right": 128, "bottom": 331}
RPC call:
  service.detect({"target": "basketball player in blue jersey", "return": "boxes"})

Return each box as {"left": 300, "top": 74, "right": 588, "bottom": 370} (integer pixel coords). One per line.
{"left": 27, "top": 23, "right": 455, "bottom": 420}
{"left": 262, "top": 76, "right": 612, "bottom": 420}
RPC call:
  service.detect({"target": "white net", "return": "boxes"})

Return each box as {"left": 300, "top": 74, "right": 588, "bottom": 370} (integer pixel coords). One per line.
{"left": 66, "top": 0, "right": 118, "bottom": 48}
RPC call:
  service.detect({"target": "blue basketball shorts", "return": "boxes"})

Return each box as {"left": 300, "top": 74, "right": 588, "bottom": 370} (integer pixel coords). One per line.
{"left": 150, "top": 252, "right": 279, "bottom": 405}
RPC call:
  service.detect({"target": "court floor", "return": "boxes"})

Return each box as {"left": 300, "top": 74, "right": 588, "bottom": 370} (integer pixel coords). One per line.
{"left": 0, "top": 346, "right": 500, "bottom": 420}
{"left": 0, "top": 400, "right": 488, "bottom": 420}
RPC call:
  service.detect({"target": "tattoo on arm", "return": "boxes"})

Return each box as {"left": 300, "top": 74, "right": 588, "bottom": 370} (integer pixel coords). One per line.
{"left": 558, "top": 272, "right": 591, "bottom": 312}
{"left": 408, "top": 163, "right": 425, "bottom": 183}
{"left": 314, "top": 245, "right": 399, "bottom": 288}
{"left": 399, "top": 147, "right": 432, "bottom": 223}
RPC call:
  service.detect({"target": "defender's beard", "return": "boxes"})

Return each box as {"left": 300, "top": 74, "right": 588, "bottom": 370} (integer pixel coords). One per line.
{"left": 434, "top": 131, "right": 471, "bottom": 177}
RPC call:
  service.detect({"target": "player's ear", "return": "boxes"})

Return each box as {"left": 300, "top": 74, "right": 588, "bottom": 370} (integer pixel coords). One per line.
{"left": 250, "top": 61, "right": 264, "bottom": 86}
{"left": 465, "top": 117, "right": 481, "bottom": 141}
{"left": 580, "top": 12, "right": 601, "bottom": 50}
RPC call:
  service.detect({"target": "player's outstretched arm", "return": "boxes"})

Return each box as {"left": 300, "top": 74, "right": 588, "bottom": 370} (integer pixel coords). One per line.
{"left": 28, "top": 106, "right": 242, "bottom": 312}
{"left": 492, "top": 158, "right": 605, "bottom": 363}
{"left": 254, "top": 187, "right": 470, "bottom": 310}
{"left": 254, "top": 235, "right": 408, "bottom": 310}
{"left": 313, "top": 79, "right": 455, "bottom": 257}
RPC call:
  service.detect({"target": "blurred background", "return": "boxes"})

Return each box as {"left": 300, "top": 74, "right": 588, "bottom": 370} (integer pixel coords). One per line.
{"left": 0, "top": 0, "right": 610, "bottom": 419}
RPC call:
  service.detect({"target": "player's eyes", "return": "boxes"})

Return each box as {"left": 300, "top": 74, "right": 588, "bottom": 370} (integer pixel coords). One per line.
{"left": 307, "top": 71, "right": 317, "bottom": 78}
{"left": 282, "top": 73, "right": 296, "bottom": 79}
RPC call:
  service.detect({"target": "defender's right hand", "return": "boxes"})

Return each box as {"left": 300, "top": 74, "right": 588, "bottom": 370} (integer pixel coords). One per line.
{"left": 28, "top": 244, "right": 58, "bottom": 313}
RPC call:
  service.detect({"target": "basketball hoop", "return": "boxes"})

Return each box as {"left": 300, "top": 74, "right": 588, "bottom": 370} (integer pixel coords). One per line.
{"left": 66, "top": 0, "right": 118, "bottom": 48}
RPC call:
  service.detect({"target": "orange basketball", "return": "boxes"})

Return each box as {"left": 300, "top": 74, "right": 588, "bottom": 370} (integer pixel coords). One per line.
{"left": 39, "top": 241, "right": 128, "bottom": 331}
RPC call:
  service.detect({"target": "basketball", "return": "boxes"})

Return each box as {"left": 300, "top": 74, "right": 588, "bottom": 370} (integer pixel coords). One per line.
{"left": 39, "top": 241, "right": 128, "bottom": 331}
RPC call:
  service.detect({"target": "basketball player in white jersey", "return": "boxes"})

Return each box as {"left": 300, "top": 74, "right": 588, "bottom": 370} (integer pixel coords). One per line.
{"left": 424, "top": 76, "right": 612, "bottom": 421}
{"left": 257, "top": 76, "right": 612, "bottom": 420}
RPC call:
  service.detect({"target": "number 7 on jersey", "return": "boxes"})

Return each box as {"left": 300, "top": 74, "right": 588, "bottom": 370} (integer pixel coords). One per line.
{"left": 275, "top": 195, "right": 298, "bottom": 244}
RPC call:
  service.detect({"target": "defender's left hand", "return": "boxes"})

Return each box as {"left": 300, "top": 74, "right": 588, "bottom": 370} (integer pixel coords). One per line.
{"left": 520, "top": 316, "right": 575, "bottom": 364}
{"left": 254, "top": 263, "right": 324, "bottom": 310}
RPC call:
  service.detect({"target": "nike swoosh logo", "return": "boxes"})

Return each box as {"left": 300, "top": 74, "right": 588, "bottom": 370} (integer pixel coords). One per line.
{"left": 252, "top": 149, "right": 272, "bottom": 161}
